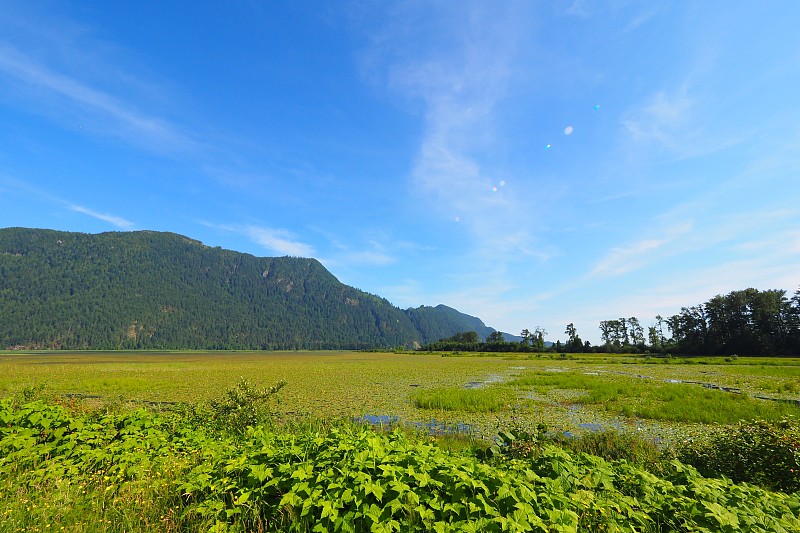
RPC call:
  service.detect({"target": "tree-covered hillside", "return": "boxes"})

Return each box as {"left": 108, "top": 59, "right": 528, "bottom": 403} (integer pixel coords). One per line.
{"left": 406, "top": 304, "right": 495, "bottom": 342}
{"left": 0, "top": 228, "right": 499, "bottom": 350}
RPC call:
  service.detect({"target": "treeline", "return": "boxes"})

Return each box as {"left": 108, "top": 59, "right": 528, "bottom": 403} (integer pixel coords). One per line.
{"left": 599, "top": 288, "right": 800, "bottom": 356}
{"left": 424, "top": 329, "right": 553, "bottom": 353}
{"left": 424, "top": 288, "right": 800, "bottom": 357}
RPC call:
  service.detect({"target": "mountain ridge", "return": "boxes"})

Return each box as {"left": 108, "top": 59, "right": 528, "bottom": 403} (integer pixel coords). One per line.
{"left": 0, "top": 227, "right": 510, "bottom": 350}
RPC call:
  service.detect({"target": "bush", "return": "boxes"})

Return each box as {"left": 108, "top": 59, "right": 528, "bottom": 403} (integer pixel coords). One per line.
{"left": 558, "top": 430, "right": 670, "bottom": 474}
{"left": 3, "top": 399, "right": 800, "bottom": 531}
{"left": 483, "top": 426, "right": 670, "bottom": 474}
{"left": 208, "top": 378, "right": 287, "bottom": 434}
{"left": 677, "top": 417, "right": 800, "bottom": 493}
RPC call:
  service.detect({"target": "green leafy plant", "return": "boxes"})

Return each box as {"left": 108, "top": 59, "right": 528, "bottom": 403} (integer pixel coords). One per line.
{"left": 2, "top": 399, "right": 800, "bottom": 532}
{"left": 14, "top": 383, "right": 46, "bottom": 405}
{"left": 207, "top": 378, "right": 287, "bottom": 434}
{"left": 677, "top": 416, "right": 800, "bottom": 493}
{"left": 478, "top": 423, "right": 550, "bottom": 460}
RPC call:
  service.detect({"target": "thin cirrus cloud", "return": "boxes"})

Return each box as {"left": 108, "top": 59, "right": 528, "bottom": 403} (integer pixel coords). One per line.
{"left": 0, "top": 44, "right": 197, "bottom": 154}
{"left": 588, "top": 219, "right": 695, "bottom": 279}
{"left": 68, "top": 204, "right": 134, "bottom": 229}
{"left": 589, "top": 238, "right": 669, "bottom": 278}
{"left": 622, "top": 86, "right": 695, "bottom": 147}
{"left": 366, "top": 3, "right": 535, "bottom": 253}
{"left": 241, "top": 226, "right": 316, "bottom": 258}
{"left": 337, "top": 249, "right": 396, "bottom": 267}
{"left": 0, "top": 174, "right": 135, "bottom": 230}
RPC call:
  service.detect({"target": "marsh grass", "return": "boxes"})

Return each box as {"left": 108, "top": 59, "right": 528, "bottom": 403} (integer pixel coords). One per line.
{"left": 413, "top": 386, "right": 513, "bottom": 412}
{"left": 558, "top": 430, "right": 670, "bottom": 473}
{"left": 3, "top": 351, "right": 800, "bottom": 443}
{"left": 510, "top": 371, "right": 799, "bottom": 424}
{"left": 497, "top": 426, "right": 671, "bottom": 475}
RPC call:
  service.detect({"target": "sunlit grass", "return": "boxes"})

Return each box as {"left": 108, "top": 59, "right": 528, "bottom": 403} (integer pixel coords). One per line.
{"left": 0, "top": 460, "right": 190, "bottom": 533}
{"left": 510, "top": 370, "right": 799, "bottom": 424}
{"left": 413, "top": 386, "right": 513, "bottom": 412}
{"left": 0, "top": 351, "right": 529, "bottom": 428}
{"left": 2, "top": 350, "right": 799, "bottom": 441}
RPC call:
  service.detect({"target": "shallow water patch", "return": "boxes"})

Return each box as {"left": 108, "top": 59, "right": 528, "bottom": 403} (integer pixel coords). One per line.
{"left": 353, "top": 413, "right": 471, "bottom": 435}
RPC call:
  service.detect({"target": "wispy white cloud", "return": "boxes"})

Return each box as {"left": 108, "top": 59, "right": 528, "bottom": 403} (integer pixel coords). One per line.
{"left": 622, "top": 9, "right": 659, "bottom": 34}
{"left": 540, "top": 199, "right": 800, "bottom": 341}
{"left": 241, "top": 225, "right": 316, "bottom": 258}
{"left": 338, "top": 237, "right": 398, "bottom": 267}
{"left": 560, "top": 0, "right": 591, "bottom": 18}
{"left": 590, "top": 238, "right": 669, "bottom": 277}
{"left": 733, "top": 229, "right": 800, "bottom": 255}
{"left": 0, "top": 44, "right": 196, "bottom": 153}
{"left": 322, "top": 248, "right": 396, "bottom": 270}
{"left": 516, "top": 241, "right": 800, "bottom": 344}
{"left": 358, "top": 2, "right": 546, "bottom": 261}
{"left": 620, "top": 78, "right": 745, "bottom": 164}
{"left": 587, "top": 200, "right": 797, "bottom": 283}
{"left": 339, "top": 250, "right": 395, "bottom": 266}
{"left": 309, "top": 226, "right": 412, "bottom": 270}
{"left": 622, "top": 86, "right": 694, "bottom": 147}
{"left": 1, "top": 174, "right": 135, "bottom": 229}
{"left": 380, "top": 274, "right": 529, "bottom": 330}
{"left": 589, "top": 219, "right": 694, "bottom": 278}
{"left": 584, "top": 255, "right": 799, "bottom": 332}
{"left": 199, "top": 221, "right": 316, "bottom": 258}
{"left": 68, "top": 204, "right": 134, "bottom": 228}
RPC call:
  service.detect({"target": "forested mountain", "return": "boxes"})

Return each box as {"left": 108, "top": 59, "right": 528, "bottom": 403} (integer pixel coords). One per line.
{"left": 406, "top": 305, "right": 495, "bottom": 342}
{"left": 406, "top": 305, "right": 522, "bottom": 343}
{"left": 0, "top": 228, "right": 502, "bottom": 350}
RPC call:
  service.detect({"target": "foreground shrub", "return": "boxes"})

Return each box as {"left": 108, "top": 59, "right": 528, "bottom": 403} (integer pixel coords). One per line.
{"left": 208, "top": 377, "right": 286, "bottom": 434}
{"left": 175, "top": 377, "right": 286, "bottom": 436}
{"left": 556, "top": 429, "right": 670, "bottom": 474}
{"left": 677, "top": 417, "right": 800, "bottom": 493}
{"left": 482, "top": 426, "right": 670, "bottom": 475}
{"left": 2, "top": 398, "right": 800, "bottom": 531}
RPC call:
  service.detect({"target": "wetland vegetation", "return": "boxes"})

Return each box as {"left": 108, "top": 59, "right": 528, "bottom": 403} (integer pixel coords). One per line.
{"left": 1, "top": 350, "right": 799, "bottom": 531}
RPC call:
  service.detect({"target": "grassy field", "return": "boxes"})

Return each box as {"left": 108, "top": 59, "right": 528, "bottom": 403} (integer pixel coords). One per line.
{"left": 2, "top": 350, "right": 799, "bottom": 442}
{"left": 2, "top": 350, "right": 799, "bottom": 532}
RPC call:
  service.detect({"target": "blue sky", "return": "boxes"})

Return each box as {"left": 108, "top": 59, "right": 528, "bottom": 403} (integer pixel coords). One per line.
{"left": 1, "top": 1, "right": 799, "bottom": 344}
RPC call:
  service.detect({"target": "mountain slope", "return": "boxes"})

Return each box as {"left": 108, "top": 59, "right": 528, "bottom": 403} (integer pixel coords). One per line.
{"left": 0, "top": 228, "right": 503, "bottom": 350}
{"left": 406, "top": 305, "right": 497, "bottom": 342}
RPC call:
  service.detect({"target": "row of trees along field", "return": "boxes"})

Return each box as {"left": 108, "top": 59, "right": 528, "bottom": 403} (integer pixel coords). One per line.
{"left": 424, "top": 287, "right": 800, "bottom": 356}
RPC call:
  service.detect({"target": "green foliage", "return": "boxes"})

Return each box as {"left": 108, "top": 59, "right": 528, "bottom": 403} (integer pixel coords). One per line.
{"left": 208, "top": 378, "right": 287, "bottom": 434}
{"left": 623, "top": 288, "right": 800, "bottom": 356}
{"left": 677, "top": 417, "right": 800, "bottom": 493}
{"left": 511, "top": 371, "right": 799, "bottom": 424}
{"left": 477, "top": 424, "right": 550, "bottom": 461}
{"left": 2, "top": 399, "right": 800, "bottom": 532}
{"left": 555, "top": 430, "right": 669, "bottom": 474}
{"left": 480, "top": 425, "right": 669, "bottom": 475}
{"left": 413, "top": 387, "right": 512, "bottom": 413}
{"left": 14, "top": 383, "right": 47, "bottom": 404}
